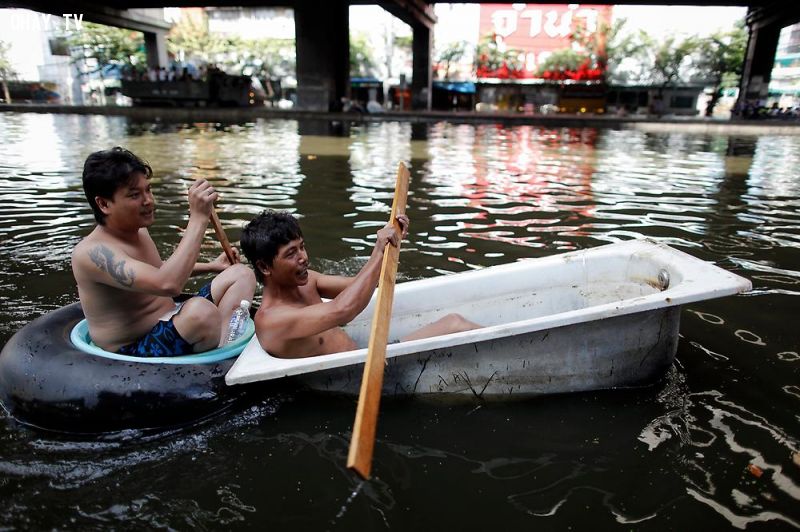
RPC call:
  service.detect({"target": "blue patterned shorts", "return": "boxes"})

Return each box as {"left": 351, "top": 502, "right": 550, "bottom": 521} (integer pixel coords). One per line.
{"left": 116, "top": 282, "right": 214, "bottom": 357}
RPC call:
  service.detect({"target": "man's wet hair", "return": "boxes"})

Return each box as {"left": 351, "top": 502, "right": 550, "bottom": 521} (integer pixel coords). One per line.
{"left": 241, "top": 210, "right": 304, "bottom": 283}
{"left": 82, "top": 147, "right": 153, "bottom": 225}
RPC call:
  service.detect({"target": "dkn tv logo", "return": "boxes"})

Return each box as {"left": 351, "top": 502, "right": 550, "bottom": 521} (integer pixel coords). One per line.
{"left": 7, "top": 12, "right": 85, "bottom": 32}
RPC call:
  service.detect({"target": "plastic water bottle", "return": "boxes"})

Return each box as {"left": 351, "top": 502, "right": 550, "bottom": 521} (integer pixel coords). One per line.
{"left": 225, "top": 300, "right": 251, "bottom": 343}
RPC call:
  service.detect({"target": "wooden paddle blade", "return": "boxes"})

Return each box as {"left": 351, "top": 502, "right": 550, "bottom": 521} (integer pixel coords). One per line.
{"left": 347, "top": 161, "right": 410, "bottom": 479}
{"left": 210, "top": 209, "right": 236, "bottom": 264}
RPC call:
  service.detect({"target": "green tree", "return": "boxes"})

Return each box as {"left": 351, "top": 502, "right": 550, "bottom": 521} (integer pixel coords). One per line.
{"left": 634, "top": 32, "right": 699, "bottom": 98}
{"left": 654, "top": 35, "right": 699, "bottom": 91}
{"left": 694, "top": 20, "right": 747, "bottom": 116}
{"left": 168, "top": 11, "right": 295, "bottom": 78}
{"left": 167, "top": 10, "right": 227, "bottom": 65}
{"left": 596, "top": 19, "right": 645, "bottom": 83}
{"left": 435, "top": 41, "right": 468, "bottom": 80}
{"left": 350, "top": 32, "right": 377, "bottom": 77}
{"left": 537, "top": 48, "right": 584, "bottom": 75}
{"left": 394, "top": 35, "right": 413, "bottom": 51}
{"left": 233, "top": 37, "right": 295, "bottom": 79}
{"left": 68, "top": 22, "right": 145, "bottom": 75}
{"left": 474, "top": 34, "right": 524, "bottom": 76}
{"left": 539, "top": 18, "right": 643, "bottom": 82}
{"left": 0, "top": 40, "right": 16, "bottom": 103}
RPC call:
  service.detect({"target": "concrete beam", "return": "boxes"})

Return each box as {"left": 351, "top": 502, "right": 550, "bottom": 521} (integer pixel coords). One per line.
{"left": 368, "top": 0, "right": 436, "bottom": 30}
{"left": 294, "top": 1, "right": 349, "bottom": 111}
{"left": 738, "top": 4, "right": 800, "bottom": 106}
{"left": 738, "top": 23, "right": 780, "bottom": 103}
{"left": 411, "top": 22, "right": 432, "bottom": 110}
{"left": 144, "top": 30, "right": 168, "bottom": 69}
{"left": 745, "top": 3, "right": 800, "bottom": 31}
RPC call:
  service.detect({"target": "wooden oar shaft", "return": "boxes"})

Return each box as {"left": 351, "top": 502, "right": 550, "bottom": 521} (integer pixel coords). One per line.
{"left": 347, "top": 237, "right": 400, "bottom": 478}
{"left": 347, "top": 162, "right": 410, "bottom": 480}
{"left": 210, "top": 209, "right": 236, "bottom": 264}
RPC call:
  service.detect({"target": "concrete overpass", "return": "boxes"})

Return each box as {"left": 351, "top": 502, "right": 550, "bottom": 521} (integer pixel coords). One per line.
{"left": 0, "top": 1, "right": 798, "bottom": 112}
{"left": 1, "top": 2, "right": 173, "bottom": 69}
{"left": 740, "top": 4, "right": 800, "bottom": 106}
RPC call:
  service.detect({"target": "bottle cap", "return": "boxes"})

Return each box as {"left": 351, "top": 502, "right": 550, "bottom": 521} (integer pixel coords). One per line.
{"left": 240, "top": 300, "right": 251, "bottom": 309}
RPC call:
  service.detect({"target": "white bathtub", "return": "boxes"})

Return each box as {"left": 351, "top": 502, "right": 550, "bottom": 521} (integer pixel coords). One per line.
{"left": 226, "top": 239, "right": 751, "bottom": 397}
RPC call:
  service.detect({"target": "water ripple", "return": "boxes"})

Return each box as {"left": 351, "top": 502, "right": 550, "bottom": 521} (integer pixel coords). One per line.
{"left": 1, "top": 116, "right": 799, "bottom": 529}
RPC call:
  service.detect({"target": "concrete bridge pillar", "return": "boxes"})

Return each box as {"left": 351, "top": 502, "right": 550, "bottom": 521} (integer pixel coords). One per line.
{"left": 294, "top": 1, "right": 349, "bottom": 111}
{"left": 144, "top": 31, "right": 168, "bottom": 69}
{"left": 738, "top": 23, "right": 781, "bottom": 105}
{"left": 411, "top": 22, "right": 432, "bottom": 110}
{"left": 738, "top": 5, "right": 800, "bottom": 108}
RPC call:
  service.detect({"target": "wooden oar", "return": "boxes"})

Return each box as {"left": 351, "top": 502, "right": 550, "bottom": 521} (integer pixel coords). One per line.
{"left": 347, "top": 161, "right": 410, "bottom": 480}
{"left": 210, "top": 209, "right": 237, "bottom": 264}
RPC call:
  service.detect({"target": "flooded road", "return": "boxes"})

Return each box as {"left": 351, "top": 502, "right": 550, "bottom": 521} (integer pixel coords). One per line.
{"left": 0, "top": 113, "right": 798, "bottom": 529}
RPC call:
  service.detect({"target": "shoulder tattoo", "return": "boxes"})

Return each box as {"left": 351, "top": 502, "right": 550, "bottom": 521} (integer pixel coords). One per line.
{"left": 88, "top": 245, "right": 135, "bottom": 287}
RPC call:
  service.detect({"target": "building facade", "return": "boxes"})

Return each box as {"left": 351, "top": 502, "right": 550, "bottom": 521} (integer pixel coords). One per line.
{"left": 770, "top": 22, "right": 800, "bottom": 109}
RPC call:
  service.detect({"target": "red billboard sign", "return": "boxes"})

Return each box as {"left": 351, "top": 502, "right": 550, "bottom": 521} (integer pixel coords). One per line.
{"left": 478, "top": 4, "right": 612, "bottom": 78}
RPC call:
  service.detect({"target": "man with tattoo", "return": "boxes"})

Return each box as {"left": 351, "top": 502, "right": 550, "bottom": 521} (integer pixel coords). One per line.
{"left": 71, "top": 147, "right": 256, "bottom": 355}
{"left": 240, "top": 210, "right": 479, "bottom": 358}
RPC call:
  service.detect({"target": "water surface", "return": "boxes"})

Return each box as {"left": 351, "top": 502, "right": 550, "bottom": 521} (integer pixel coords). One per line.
{"left": 0, "top": 114, "right": 798, "bottom": 529}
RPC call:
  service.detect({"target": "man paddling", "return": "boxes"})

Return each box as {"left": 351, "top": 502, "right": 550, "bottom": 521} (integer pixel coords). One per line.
{"left": 240, "top": 210, "right": 479, "bottom": 358}
{"left": 72, "top": 147, "right": 256, "bottom": 355}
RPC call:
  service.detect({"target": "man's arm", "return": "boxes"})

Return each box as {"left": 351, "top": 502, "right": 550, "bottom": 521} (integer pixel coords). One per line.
{"left": 76, "top": 233, "right": 201, "bottom": 296}
{"left": 312, "top": 214, "right": 410, "bottom": 299}
{"left": 192, "top": 248, "right": 240, "bottom": 275}
{"left": 259, "top": 222, "right": 404, "bottom": 343}
{"left": 77, "top": 180, "right": 217, "bottom": 295}
{"left": 313, "top": 271, "right": 354, "bottom": 299}
{"left": 259, "top": 249, "right": 384, "bottom": 341}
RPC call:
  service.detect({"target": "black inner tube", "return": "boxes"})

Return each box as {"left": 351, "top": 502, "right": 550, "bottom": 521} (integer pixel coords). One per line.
{"left": 0, "top": 303, "right": 242, "bottom": 433}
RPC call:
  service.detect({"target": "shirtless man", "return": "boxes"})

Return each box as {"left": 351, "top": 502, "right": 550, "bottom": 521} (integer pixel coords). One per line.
{"left": 71, "top": 147, "right": 256, "bottom": 355}
{"left": 240, "top": 210, "right": 480, "bottom": 358}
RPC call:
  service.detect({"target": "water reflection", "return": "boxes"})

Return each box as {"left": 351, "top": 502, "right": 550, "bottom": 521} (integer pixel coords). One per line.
{"left": 0, "top": 114, "right": 798, "bottom": 529}
{"left": 678, "top": 390, "right": 800, "bottom": 529}
{"left": 421, "top": 124, "right": 599, "bottom": 262}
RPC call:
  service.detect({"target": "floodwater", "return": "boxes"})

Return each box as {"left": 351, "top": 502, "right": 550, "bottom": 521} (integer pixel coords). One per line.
{"left": 0, "top": 113, "right": 798, "bottom": 529}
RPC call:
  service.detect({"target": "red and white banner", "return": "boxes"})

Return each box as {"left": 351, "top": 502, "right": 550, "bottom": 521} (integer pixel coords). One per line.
{"left": 478, "top": 4, "right": 612, "bottom": 77}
